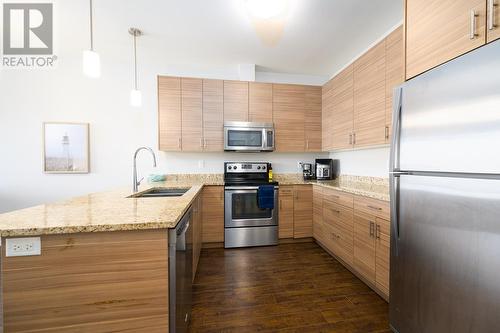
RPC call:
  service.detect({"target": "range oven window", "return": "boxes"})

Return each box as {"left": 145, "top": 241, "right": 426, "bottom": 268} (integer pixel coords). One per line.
{"left": 232, "top": 192, "right": 272, "bottom": 220}
{"left": 227, "top": 130, "right": 262, "bottom": 147}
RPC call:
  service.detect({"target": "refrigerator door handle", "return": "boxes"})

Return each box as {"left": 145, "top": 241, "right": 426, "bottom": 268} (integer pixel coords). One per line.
{"left": 390, "top": 86, "right": 403, "bottom": 173}
{"left": 390, "top": 174, "right": 400, "bottom": 256}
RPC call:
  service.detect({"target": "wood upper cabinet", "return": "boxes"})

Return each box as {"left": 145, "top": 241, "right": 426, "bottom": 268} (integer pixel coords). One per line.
{"left": 305, "top": 86, "right": 322, "bottom": 152}
{"left": 249, "top": 82, "right": 273, "bottom": 123}
{"left": 353, "top": 40, "right": 386, "bottom": 147}
{"left": 279, "top": 186, "right": 294, "bottom": 239}
{"left": 203, "top": 79, "right": 224, "bottom": 151}
{"left": 385, "top": 26, "right": 404, "bottom": 142}
{"left": 321, "top": 79, "right": 335, "bottom": 151}
{"left": 181, "top": 78, "right": 203, "bottom": 151}
{"left": 224, "top": 81, "right": 249, "bottom": 122}
{"left": 202, "top": 186, "right": 224, "bottom": 243}
{"left": 158, "top": 76, "right": 182, "bottom": 151}
{"left": 405, "top": 0, "right": 486, "bottom": 79}
{"left": 293, "top": 185, "right": 313, "bottom": 238}
{"left": 273, "top": 84, "right": 306, "bottom": 152}
{"left": 332, "top": 65, "right": 354, "bottom": 150}
{"left": 488, "top": 0, "right": 500, "bottom": 42}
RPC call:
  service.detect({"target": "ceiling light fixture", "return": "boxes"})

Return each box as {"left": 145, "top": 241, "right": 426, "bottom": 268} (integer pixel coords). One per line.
{"left": 82, "top": 0, "right": 100, "bottom": 78}
{"left": 245, "top": 0, "right": 289, "bottom": 19}
{"left": 129, "top": 27, "right": 142, "bottom": 108}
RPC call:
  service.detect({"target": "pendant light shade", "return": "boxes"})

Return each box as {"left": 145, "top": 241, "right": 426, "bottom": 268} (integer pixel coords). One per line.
{"left": 82, "top": 49, "right": 100, "bottom": 78}
{"left": 83, "top": 0, "right": 101, "bottom": 78}
{"left": 129, "top": 28, "right": 142, "bottom": 108}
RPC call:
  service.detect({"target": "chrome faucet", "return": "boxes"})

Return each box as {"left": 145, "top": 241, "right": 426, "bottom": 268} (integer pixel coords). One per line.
{"left": 133, "top": 147, "right": 157, "bottom": 193}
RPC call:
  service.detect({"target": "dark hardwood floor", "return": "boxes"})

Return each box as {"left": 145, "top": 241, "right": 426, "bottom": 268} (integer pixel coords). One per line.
{"left": 189, "top": 242, "right": 390, "bottom": 333}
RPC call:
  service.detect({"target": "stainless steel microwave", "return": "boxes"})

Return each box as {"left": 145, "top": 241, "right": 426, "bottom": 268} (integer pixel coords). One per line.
{"left": 224, "top": 122, "right": 275, "bottom": 152}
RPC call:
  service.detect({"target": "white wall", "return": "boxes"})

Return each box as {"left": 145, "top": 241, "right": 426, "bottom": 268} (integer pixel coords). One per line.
{"left": 0, "top": 1, "right": 327, "bottom": 213}
{"left": 329, "top": 147, "right": 390, "bottom": 178}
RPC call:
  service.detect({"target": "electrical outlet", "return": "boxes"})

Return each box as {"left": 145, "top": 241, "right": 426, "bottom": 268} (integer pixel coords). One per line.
{"left": 297, "top": 162, "right": 303, "bottom": 170}
{"left": 6, "top": 237, "right": 41, "bottom": 257}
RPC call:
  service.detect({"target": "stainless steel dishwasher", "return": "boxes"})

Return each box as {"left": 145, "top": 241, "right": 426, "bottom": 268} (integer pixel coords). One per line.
{"left": 169, "top": 206, "right": 193, "bottom": 333}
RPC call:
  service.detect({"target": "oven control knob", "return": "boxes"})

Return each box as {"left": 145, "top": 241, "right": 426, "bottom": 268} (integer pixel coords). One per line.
{"left": 234, "top": 166, "right": 237, "bottom": 169}
{"left": 257, "top": 166, "right": 261, "bottom": 170}
{"left": 228, "top": 166, "right": 232, "bottom": 170}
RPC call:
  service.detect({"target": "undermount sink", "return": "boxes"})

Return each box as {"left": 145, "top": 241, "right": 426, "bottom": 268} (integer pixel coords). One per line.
{"left": 131, "top": 187, "right": 190, "bottom": 198}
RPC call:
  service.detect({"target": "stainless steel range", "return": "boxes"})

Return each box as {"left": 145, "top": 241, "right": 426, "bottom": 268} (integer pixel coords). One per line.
{"left": 224, "top": 162, "right": 279, "bottom": 248}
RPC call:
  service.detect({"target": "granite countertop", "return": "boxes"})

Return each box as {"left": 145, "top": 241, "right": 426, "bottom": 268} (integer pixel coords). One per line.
{"left": 0, "top": 183, "right": 203, "bottom": 237}
{"left": 0, "top": 173, "right": 388, "bottom": 237}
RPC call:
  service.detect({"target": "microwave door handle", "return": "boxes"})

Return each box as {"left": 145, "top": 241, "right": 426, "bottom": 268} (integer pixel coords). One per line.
{"left": 263, "top": 128, "right": 267, "bottom": 149}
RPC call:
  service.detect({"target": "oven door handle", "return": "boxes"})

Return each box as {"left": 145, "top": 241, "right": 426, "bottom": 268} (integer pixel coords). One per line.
{"left": 225, "top": 186, "right": 279, "bottom": 191}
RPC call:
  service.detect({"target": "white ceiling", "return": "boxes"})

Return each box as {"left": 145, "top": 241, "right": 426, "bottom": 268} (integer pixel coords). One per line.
{"left": 90, "top": 0, "right": 403, "bottom": 78}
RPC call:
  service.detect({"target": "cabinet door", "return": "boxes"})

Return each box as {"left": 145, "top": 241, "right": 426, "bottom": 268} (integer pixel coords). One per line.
{"left": 224, "top": 81, "right": 248, "bottom": 122}
{"left": 406, "top": 0, "right": 486, "bottom": 79}
{"left": 202, "top": 186, "right": 224, "bottom": 243}
{"left": 375, "top": 217, "right": 390, "bottom": 297}
{"left": 293, "top": 185, "right": 313, "bottom": 238}
{"left": 279, "top": 186, "right": 294, "bottom": 239}
{"left": 181, "top": 78, "right": 203, "bottom": 151}
{"left": 203, "top": 79, "right": 224, "bottom": 151}
{"left": 321, "top": 79, "right": 335, "bottom": 151}
{"left": 385, "top": 26, "right": 404, "bottom": 143}
{"left": 323, "top": 200, "right": 354, "bottom": 266}
{"left": 193, "top": 195, "right": 202, "bottom": 281}
{"left": 305, "top": 86, "right": 322, "bottom": 152}
{"left": 487, "top": 0, "right": 500, "bottom": 42}
{"left": 353, "top": 212, "right": 376, "bottom": 282}
{"left": 273, "top": 84, "right": 305, "bottom": 152}
{"left": 353, "top": 40, "right": 386, "bottom": 147}
{"left": 331, "top": 65, "right": 354, "bottom": 150}
{"left": 249, "top": 82, "right": 273, "bottom": 123}
{"left": 158, "top": 76, "right": 182, "bottom": 151}
{"left": 312, "top": 186, "right": 324, "bottom": 242}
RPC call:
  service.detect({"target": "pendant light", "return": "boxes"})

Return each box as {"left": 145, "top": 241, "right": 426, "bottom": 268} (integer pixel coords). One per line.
{"left": 82, "top": 0, "right": 101, "bottom": 78}
{"left": 129, "top": 28, "right": 142, "bottom": 107}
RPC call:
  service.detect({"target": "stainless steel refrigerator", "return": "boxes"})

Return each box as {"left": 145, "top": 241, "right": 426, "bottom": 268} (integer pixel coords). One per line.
{"left": 389, "top": 39, "right": 500, "bottom": 333}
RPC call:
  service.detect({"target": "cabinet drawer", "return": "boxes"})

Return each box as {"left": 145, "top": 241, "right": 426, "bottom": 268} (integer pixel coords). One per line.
{"left": 323, "top": 220, "right": 354, "bottom": 266}
{"left": 323, "top": 187, "right": 354, "bottom": 208}
{"left": 354, "top": 196, "right": 390, "bottom": 220}
{"left": 323, "top": 201, "right": 353, "bottom": 230}
{"left": 280, "top": 186, "right": 294, "bottom": 197}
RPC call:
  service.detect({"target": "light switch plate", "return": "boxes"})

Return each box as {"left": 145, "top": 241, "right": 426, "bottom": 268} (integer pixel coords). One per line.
{"left": 6, "top": 237, "right": 41, "bottom": 257}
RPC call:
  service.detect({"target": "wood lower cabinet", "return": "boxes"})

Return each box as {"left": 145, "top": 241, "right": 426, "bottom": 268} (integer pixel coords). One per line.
{"left": 375, "top": 217, "right": 390, "bottom": 296}
{"left": 224, "top": 80, "right": 249, "bottom": 122}
{"left": 158, "top": 76, "right": 182, "bottom": 151}
{"left": 279, "top": 186, "right": 294, "bottom": 239}
{"left": 181, "top": 78, "right": 203, "bottom": 151}
{"left": 202, "top": 79, "right": 224, "bottom": 151}
{"left": 405, "top": 0, "right": 486, "bottom": 79}
{"left": 312, "top": 186, "right": 324, "bottom": 242}
{"left": 249, "top": 82, "right": 273, "bottom": 123}
{"left": 293, "top": 185, "right": 313, "bottom": 238}
{"left": 192, "top": 193, "right": 202, "bottom": 281}
{"left": 353, "top": 211, "right": 377, "bottom": 282}
{"left": 201, "top": 186, "right": 224, "bottom": 243}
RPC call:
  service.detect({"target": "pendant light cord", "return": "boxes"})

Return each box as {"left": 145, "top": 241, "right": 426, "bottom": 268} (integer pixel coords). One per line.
{"left": 89, "top": 0, "right": 94, "bottom": 51}
{"left": 133, "top": 32, "right": 138, "bottom": 90}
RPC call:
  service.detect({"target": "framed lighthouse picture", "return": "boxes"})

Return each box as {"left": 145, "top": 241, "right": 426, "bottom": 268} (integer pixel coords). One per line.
{"left": 43, "top": 122, "right": 90, "bottom": 174}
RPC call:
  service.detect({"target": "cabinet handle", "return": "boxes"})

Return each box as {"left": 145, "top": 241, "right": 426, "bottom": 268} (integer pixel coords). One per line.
{"left": 178, "top": 138, "right": 182, "bottom": 149}
{"left": 200, "top": 138, "right": 203, "bottom": 149}
{"left": 353, "top": 133, "right": 356, "bottom": 144}
{"left": 369, "top": 221, "right": 374, "bottom": 237}
{"left": 306, "top": 140, "right": 309, "bottom": 150}
{"left": 333, "top": 209, "right": 340, "bottom": 214}
{"left": 470, "top": 10, "right": 479, "bottom": 39}
{"left": 349, "top": 134, "right": 352, "bottom": 145}
{"left": 376, "top": 224, "right": 381, "bottom": 240}
{"left": 489, "top": 0, "right": 498, "bottom": 30}
{"left": 367, "top": 205, "right": 382, "bottom": 211}
{"left": 385, "top": 126, "right": 389, "bottom": 140}
{"left": 280, "top": 199, "right": 282, "bottom": 209}
{"left": 203, "top": 138, "right": 207, "bottom": 149}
